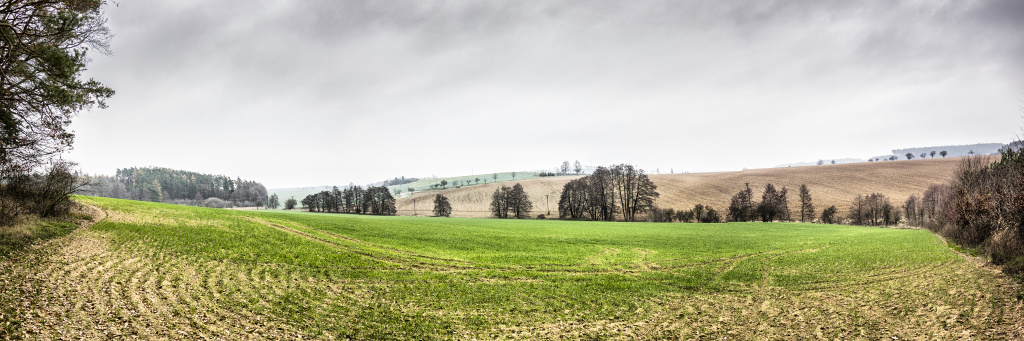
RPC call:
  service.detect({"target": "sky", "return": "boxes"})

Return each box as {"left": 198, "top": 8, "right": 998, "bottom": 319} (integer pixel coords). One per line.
{"left": 68, "top": 0, "right": 1024, "bottom": 189}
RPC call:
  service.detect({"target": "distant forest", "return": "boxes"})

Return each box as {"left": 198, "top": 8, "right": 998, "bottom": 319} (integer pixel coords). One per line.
{"left": 80, "top": 167, "right": 268, "bottom": 208}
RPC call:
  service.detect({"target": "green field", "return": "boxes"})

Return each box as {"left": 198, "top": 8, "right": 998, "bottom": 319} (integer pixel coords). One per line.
{"left": 1, "top": 196, "right": 1021, "bottom": 339}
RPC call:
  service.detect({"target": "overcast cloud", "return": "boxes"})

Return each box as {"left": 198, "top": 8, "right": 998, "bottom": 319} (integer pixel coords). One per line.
{"left": 67, "top": 0, "right": 1024, "bottom": 188}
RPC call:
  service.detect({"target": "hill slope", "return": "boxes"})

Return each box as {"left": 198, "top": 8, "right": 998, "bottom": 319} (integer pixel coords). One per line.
{"left": 398, "top": 157, "right": 968, "bottom": 219}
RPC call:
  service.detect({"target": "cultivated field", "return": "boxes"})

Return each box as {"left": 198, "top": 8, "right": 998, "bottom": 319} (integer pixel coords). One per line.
{"left": 398, "top": 157, "right": 966, "bottom": 218}
{"left": 1, "top": 196, "right": 1021, "bottom": 339}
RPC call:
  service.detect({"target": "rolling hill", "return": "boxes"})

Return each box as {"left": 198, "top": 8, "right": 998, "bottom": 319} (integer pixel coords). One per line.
{"left": 397, "top": 156, "right": 970, "bottom": 219}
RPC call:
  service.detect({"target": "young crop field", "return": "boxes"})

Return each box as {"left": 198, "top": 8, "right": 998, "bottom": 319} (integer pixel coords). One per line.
{"left": 2, "top": 196, "right": 1022, "bottom": 339}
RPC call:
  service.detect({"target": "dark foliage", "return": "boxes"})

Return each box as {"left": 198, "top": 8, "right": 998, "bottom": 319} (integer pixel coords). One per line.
{"left": 727, "top": 183, "right": 756, "bottom": 222}
{"left": 433, "top": 194, "right": 451, "bottom": 217}
{"left": 80, "top": 167, "right": 268, "bottom": 207}
{"left": 820, "top": 205, "right": 839, "bottom": 224}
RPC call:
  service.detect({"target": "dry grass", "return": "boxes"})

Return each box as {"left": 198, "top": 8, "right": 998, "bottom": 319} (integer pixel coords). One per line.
{"left": 398, "top": 157, "right": 964, "bottom": 219}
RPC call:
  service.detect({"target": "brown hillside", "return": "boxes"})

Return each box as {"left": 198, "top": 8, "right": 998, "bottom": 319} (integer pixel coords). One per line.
{"left": 397, "top": 157, "right": 971, "bottom": 219}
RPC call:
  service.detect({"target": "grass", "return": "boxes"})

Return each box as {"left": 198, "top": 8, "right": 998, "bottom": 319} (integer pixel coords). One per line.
{"left": 1, "top": 196, "right": 1021, "bottom": 339}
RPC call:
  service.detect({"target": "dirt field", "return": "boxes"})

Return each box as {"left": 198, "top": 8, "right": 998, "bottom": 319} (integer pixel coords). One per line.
{"left": 397, "top": 157, "right": 966, "bottom": 218}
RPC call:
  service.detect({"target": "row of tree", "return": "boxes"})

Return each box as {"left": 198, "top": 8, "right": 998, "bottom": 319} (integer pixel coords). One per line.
{"left": 727, "top": 183, "right": 793, "bottom": 222}
{"left": 650, "top": 204, "right": 723, "bottom": 223}
{"left": 79, "top": 167, "right": 268, "bottom": 207}
{"left": 557, "top": 164, "right": 659, "bottom": 222}
{"left": 557, "top": 160, "right": 584, "bottom": 175}
{"left": 300, "top": 185, "right": 396, "bottom": 215}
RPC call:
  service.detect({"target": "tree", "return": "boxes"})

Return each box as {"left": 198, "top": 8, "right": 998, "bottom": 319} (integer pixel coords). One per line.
{"left": 511, "top": 172, "right": 516, "bottom": 180}
{"left": 940, "top": 150, "right": 947, "bottom": 158}
{"left": 433, "top": 194, "right": 451, "bottom": 217}
{"left": 408, "top": 186, "right": 415, "bottom": 194}
{"left": 440, "top": 180, "right": 448, "bottom": 189}
{"left": 267, "top": 193, "right": 280, "bottom": 209}
{"left": 508, "top": 183, "right": 532, "bottom": 219}
{"left": 490, "top": 185, "right": 511, "bottom": 218}
{"left": 609, "top": 164, "right": 659, "bottom": 222}
{"left": 475, "top": 178, "right": 480, "bottom": 184}
{"left": 930, "top": 151, "right": 937, "bottom": 158}
{"left": 703, "top": 207, "right": 722, "bottom": 223}
{"left": 920, "top": 153, "right": 927, "bottom": 159}
{"left": 284, "top": 197, "right": 297, "bottom": 210}
{"left": 756, "top": 183, "right": 788, "bottom": 222}
{"left": 676, "top": 209, "right": 694, "bottom": 223}
{"left": 493, "top": 173, "right": 498, "bottom": 181}
{"left": 906, "top": 153, "right": 914, "bottom": 160}
{"left": 821, "top": 205, "right": 838, "bottom": 224}
{"left": 817, "top": 160, "right": 824, "bottom": 166}
{"left": 557, "top": 166, "right": 615, "bottom": 221}
{"left": 727, "top": 183, "right": 755, "bottom": 222}
{"left": 692, "top": 204, "right": 705, "bottom": 223}
{"left": 574, "top": 160, "right": 582, "bottom": 175}
{"left": 798, "top": 184, "right": 814, "bottom": 222}
{"left": 560, "top": 161, "right": 570, "bottom": 175}
{"left": 1, "top": 1, "right": 114, "bottom": 180}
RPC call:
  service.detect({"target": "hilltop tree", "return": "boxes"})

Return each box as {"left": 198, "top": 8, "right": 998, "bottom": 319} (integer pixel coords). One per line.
{"left": 940, "top": 150, "right": 947, "bottom": 158}
{"left": 574, "top": 160, "right": 583, "bottom": 175}
{"left": 798, "top": 184, "right": 814, "bottom": 222}
{"left": 432, "top": 194, "right": 451, "bottom": 217}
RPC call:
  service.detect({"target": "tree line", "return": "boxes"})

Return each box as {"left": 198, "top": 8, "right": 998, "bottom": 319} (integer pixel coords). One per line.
{"left": 79, "top": 167, "right": 268, "bottom": 208}
{"left": 300, "top": 185, "right": 396, "bottom": 216}
{"left": 901, "top": 150, "right": 1024, "bottom": 277}
{"left": 557, "top": 164, "right": 659, "bottom": 222}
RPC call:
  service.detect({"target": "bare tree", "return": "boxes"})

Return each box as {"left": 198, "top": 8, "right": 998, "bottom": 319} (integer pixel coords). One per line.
{"left": 560, "top": 161, "right": 571, "bottom": 175}
{"left": 574, "top": 160, "right": 583, "bottom": 175}
{"left": 610, "top": 164, "right": 659, "bottom": 222}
